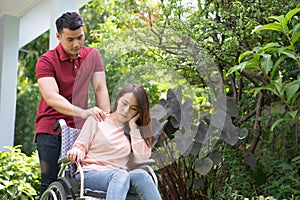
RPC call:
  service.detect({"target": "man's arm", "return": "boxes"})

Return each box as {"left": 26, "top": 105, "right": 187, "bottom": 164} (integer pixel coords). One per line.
{"left": 38, "top": 77, "right": 105, "bottom": 120}
{"left": 92, "top": 71, "right": 111, "bottom": 113}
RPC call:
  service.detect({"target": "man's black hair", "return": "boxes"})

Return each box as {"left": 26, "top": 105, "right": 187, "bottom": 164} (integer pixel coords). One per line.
{"left": 55, "top": 12, "right": 84, "bottom": 33}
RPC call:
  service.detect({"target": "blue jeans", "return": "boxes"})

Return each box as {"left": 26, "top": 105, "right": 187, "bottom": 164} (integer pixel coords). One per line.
{"left": 36, "top": 133, "right": 61, "bottom": 196}
{"left": 129, "top": 169, "right": 162, "bottom": 200}
{"left": 76, "top": 169, "right": 130, "bottom": 200}
{"left": 76, "top": 169, "right": 162, "bottom": 200}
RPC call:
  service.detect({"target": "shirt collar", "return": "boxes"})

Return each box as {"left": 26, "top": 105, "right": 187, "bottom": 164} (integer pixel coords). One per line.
{"left": 57, "top": 43, "right": 83, "bottom": 61}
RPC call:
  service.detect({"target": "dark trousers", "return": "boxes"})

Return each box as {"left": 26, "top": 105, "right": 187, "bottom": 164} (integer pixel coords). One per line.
{"left": 36, "top": 133, "right": 61, "bottom": 196}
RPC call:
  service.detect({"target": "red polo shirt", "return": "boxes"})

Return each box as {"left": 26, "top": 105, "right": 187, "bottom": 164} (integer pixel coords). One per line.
{"left": 35, "top": 43, "right": 104, "bottom": 135}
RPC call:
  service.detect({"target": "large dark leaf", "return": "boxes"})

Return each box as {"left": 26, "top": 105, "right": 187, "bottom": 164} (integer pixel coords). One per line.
{"left": 195, "top": 157, "right": 213, "bottom": 176}
{"left": 244, "top": 151, "right": 257, "bottom": 168}
{"left": 158, "top": 98, "right": 168, "bottom": 107}
{"left": 195, "top": 121, "right": 208, "bottom": 144}
{"left": 151, "top": 118, "right": 168, "bottom": 143}
{"left": 167, "top": 87, "right": 182, "bottom": 104}
{"left": 181, "top": 98, "right": 193, "bottom": 129}
{"left": 167, "top": 86, "right": 183, "bottom": 103}
{"left": 174, "top": 129, "right": 194, "bottom": 156}
{"left": 220, "top": 124, "right": 239, "bottom": 145}
{"left": 190, "top": 141, "right": 201, "bottom": 155}
{"left": 208, "top": 152, "right": 222, "bottom": 166}
{"left": 210, "top": 109, "right": 239, "bottom": 145}
{"left": 164, "top": 120, "right": 179, "bottom": 139}
{"left": 150, "top": 104, "right": 168, "bottom": 121}
{"left": 166, "top": 87, "right": 182, "bottom": 127}
{"left": 198, "top": 126, "right": 221, "bottom": 158}
{"left": 212, "top": 95, "right": 239, "bottom": 117}
{"left": 210, "top": 109, "right": 232, "bottom": 131}
{"left": 238, "top": 127, "right": 248, "bottom": 140}
{"left": 169, "top": 98, "right": 181, "bottom": 129}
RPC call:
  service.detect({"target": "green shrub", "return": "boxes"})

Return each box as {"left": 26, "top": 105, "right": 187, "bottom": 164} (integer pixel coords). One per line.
{"left": 0, "top": 145, "right": 40, "bottom": 199}
{"left": 260, "top": 155, "right": 300, "bottom": 199}
{"left": 15, "top": 83, "right": 40, "bottom": 155}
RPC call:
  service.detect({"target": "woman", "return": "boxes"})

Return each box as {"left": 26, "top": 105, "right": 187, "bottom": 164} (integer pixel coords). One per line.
{"left": 67, "top": 84, "right": 162, "bottom": 200}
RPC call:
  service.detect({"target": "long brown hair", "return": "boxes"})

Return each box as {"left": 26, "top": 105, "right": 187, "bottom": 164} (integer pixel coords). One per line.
{"left": 112, "top": 84, "right": 154, "bottom": 147}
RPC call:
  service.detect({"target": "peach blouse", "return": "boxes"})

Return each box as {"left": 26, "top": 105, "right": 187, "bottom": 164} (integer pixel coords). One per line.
{"left": 72, "top": 115, "right": 151, "bottom": 172}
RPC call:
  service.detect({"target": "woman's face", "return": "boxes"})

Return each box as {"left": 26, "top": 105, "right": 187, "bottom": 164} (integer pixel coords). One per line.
{"left": 115, "top": 92, "right": 139, "bottom": 123}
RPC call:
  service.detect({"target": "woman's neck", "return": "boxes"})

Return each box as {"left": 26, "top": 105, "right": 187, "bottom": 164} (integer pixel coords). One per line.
{"left": 108, "top": 113, "right": 124, "bottom": 127}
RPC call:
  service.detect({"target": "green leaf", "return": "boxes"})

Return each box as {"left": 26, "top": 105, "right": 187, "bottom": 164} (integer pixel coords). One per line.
{"left": 291, "top": 156, "right": 300, "bottom": 163}
{"left": 262, "top": 42, "right": 281, "bottom": 52}
{"left": 0, "top": 146, "right": 39, "bottom": 199}
{"left": 227, "top": 61, "right": 247, "bottom": 75}
{"left": 238, "top": 51, "right": 253, "bottom": 63}
{"left": 258, "top": 22, "right": 283, "bottom": 32}
{"left": 291, "top": 24, "right": 300, "bottom": 44}
{"left": 280, "top": 49, "right": 297, "bottom": 60}
{"left": 269, "top": 15, "right": 284, "bottom": 24}
{"left": 245, "top": 58, "right": 261, "bottom": 71}
{"left": 291, "top": 30, "right": 300, "bottom": 44}
{"left": 270, "top": 55, "right": 286, "bottom": 78}
{"left": 288, "top": 110, "right": 298, "bottom": 119}
{"left": 261, "top": 54, "right": 273, "bottom": 74}
{"left": 253, "top": 85, "right": 278, "bottom": 97}
{"left": 252, "top": 87, "right": 264, "bottom": 97}
{"left": 273, "top": 77, "right": 284, "bottom": 96}
{"left": 284, "top": 8, "right": 300, "bottom": 26}
{"left": 271, "top": 117, "right": 291, "bottom": 132}
{"left": 291, "top": 91, "right": 300, "bottom": 105}
{"left": 285, "top": 80, "right": 300, "bottom": 102}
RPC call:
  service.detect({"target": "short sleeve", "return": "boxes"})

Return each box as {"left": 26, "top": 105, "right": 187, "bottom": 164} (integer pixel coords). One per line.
{"left": 36, "top": 56, "right": 55, "bottom": 80}
{"left": 86, "top": 48, "right": 104, "bottom": 73}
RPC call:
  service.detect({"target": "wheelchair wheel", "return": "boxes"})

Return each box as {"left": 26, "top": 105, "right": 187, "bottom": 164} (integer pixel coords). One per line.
{"left": 40, "top": 181, "right": 67, "bottom": 200}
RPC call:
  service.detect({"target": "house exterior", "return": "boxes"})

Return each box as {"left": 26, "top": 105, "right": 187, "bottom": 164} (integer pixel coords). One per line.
{"left": 0, "top": 0, "right": 91, "bottom": 151}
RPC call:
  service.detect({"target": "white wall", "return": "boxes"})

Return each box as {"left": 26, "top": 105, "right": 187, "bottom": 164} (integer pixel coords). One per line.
{"left": 0, "top": 15, "right": 19, "bottom": 151}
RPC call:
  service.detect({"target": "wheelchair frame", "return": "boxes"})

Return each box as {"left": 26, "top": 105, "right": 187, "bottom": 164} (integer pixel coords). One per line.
{"left": 40, "top": 119, "right": 158, "bottom": 200}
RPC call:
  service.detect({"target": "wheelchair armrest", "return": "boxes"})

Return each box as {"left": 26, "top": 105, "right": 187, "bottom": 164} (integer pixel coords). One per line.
{"left": 134, "top": 159, "right": 158, "bottom": 187}
{"left": 58, "top": 157, "right": 71, "bottom": 164}
{"left": 53, "top": 119, "right": 67, "bottom": 131}
{"left": 134, "top": 159, "right": 156, "bottom": 168}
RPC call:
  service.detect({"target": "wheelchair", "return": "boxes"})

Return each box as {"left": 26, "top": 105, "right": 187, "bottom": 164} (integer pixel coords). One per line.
{"left": 40, "top": 119, "right": 158, "bottom": 200}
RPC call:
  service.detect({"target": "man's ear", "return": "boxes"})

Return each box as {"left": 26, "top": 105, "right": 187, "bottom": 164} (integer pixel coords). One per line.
{"left": 56, "top": 32, "right": 61, "bottom": 40}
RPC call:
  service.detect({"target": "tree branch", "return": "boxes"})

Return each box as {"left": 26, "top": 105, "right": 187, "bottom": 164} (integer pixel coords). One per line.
{"left": 249, "top": 92, "right": 263, "bottom": 153}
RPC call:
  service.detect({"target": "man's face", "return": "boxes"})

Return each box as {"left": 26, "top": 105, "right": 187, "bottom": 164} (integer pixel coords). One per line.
{"left": 56, "top": 27, "right": 85, "bottom": 58}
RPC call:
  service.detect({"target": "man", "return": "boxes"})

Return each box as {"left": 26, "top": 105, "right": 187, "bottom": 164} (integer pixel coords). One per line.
{"left": 35, "top": 12, "right": 110, "bottom": 196}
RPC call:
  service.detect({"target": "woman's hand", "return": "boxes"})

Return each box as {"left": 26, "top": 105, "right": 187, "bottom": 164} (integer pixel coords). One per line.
{"left": 129, "top": 113, "right": 140, "bottom": 130}
{"left": 67, "top": 147, "right": 85, "bottom": 163}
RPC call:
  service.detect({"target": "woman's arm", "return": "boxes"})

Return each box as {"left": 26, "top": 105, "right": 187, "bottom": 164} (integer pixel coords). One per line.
{"left": 129, "top": 113, "right": 152, "bottom": 163}
{"left": 131, "top": 129, "right": 152, "bottom": 163}
{"left": 67, "top": 116, "right": 97, "bottom": 162}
